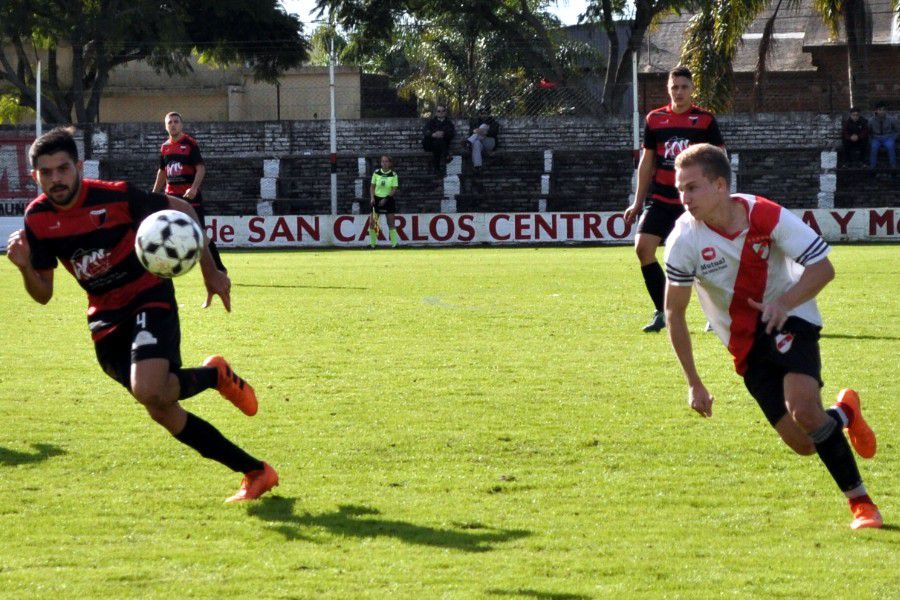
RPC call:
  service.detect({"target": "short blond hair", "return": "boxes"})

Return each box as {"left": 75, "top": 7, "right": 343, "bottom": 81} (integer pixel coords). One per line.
{"left": 674, "top": 144, "right": 731, "bottom": 186}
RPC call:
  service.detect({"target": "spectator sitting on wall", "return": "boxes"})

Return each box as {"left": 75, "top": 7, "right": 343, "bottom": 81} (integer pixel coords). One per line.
{"left": 841, "top": 107, "right": 868, "bottom": 166}
{"left": 422, "top": 105, "right": 455, "bottom": 176}
{"left": 868, "top": 103, "right": 898, "bottom": 169}
{"left": 466, "top": 108, "right": 500, "bottom": 172}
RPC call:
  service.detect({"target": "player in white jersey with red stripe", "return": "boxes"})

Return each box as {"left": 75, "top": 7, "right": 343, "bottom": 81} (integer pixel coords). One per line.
{"left": 663, "top": 144, "right": 882, "bottom": 530}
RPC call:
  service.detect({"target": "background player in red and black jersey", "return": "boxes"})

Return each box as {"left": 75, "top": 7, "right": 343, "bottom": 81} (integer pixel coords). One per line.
{"left": 152, "top": 112, "right": 226, "bottom": 272}
{"left": 6, "top": 127, "right": 277, "bottom": 503}
{"left": 624, "top": 66, "right": 725, "bottom": 332}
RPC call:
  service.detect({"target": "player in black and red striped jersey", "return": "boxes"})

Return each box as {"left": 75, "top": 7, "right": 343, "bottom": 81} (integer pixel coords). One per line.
{"left": 152, "top": 112, "right": 226, "bottom": 272}
{"left": 6, "top": 127, "right": 277, "bottom": 503}
{"left": 624, "top": 66, "right": 725, "bottom": 333}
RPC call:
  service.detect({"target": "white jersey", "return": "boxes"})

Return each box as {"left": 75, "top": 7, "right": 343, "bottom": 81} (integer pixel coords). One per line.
{"left": 664, "top": 194, "right": 830, "bottom": 374}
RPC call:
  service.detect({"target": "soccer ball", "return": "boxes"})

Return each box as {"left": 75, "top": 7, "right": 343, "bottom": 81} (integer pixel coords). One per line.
{"left": 135, "top": 210, "right": 203, "bottom": 278}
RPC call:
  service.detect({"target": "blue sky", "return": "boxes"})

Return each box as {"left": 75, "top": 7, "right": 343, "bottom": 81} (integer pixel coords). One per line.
{"left": 279, "top": 1, "right": 591, "bottom": 29}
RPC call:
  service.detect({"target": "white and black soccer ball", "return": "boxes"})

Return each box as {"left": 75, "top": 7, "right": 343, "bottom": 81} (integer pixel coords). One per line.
{"left": 134, "top": 210, "right": 203, "bottom": 278}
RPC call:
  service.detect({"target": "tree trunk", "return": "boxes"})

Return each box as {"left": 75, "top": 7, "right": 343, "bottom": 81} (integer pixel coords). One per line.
{"left": 599, "top": 0, "right": 621, "bottom": 114}
{"left": 751, "top": 0, "right": 784, "bottom": 114}
{"left": 843, "top": 0, "right": 870, "bottom": 109}
{"left": 608, "top": 5, "right": 654, "bottom": 116}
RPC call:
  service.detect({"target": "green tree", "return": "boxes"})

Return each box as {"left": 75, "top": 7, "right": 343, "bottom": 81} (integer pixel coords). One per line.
{"left": 678, "top": 0, "right": 768, "bottom": 113}
{"left": 316, "top": 0, "right": 604, "bottom": 114}
{"left": 307, "top": 24, "right": 349, "bottom": 67}
{"left": 582, "top": 0, "right": 692, "bottom": 113}
{"left": 0, "top": 0, "right": 308, "bottom": 130}
{"left": 680, "top": 0, "right": 900, "bottom": 112}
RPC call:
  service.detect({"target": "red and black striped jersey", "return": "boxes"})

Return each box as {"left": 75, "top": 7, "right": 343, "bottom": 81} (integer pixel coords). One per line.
{"left": 643, "top": 104, "right": 725, "bottom": 204}
{"left": 24, "top": 179, "right": 175, "bottom": 341}
{"left": 159, "top": 134, "right": 203, "bottom": 198}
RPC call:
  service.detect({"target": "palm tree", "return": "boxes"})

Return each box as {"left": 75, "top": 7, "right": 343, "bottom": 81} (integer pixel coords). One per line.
{"left": 679, "top": 0, "right": 772, "bottom": 112}
{"left": 681, "top": 0, "right": 900, "bottom": 112}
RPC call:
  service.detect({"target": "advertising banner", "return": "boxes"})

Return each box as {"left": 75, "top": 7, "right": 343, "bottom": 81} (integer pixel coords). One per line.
{"left": 2, "top": 209, "right": 899, "bottom": 251}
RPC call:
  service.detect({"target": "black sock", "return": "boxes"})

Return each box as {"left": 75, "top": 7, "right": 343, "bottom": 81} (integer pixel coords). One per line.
{"left": 811, "top": 414, "right": 863, "bottom": 493}
{"left": 176, "top": 368, "right": 218, "bottom": 400}
{"left": 174, "top": 412, "right": 264, "bottom": 473}
{"left": 641, "top": 262, "right": 666, "bottom": 312}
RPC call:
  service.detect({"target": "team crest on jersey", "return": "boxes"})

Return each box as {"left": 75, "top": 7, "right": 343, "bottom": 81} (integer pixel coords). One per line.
{"left": 89, "top": 209, "right": 107, "bottom": 228}
{"left": 664, "top": 137, "right": 691, "bottom": 160}
{"left": 689, "top": 115, "right": 699, "bottom": 126}
{"left": 71, "top": 248, "right": 111, "bottom": 281}
{"left": 751, "top": 239, "right": 770, "bottom": 260}
{"left": 775, "top": 332, "right": 794, "bottom": 354}
{"left": 701, "top": 246, "right": 716, "bottom": 261}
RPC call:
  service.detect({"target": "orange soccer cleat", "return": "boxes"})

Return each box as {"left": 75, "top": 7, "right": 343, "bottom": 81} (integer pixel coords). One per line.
{"left": 836, "top": 389, "right": 876, "bottom": 459}
{"left": 850, "top": 500, "right": 883, "bottom": 530}
{"left": 202, "top": 355, "right": 258, "bottom": 416}
{"left": 225, "top": 462, "right": 279, "bottom": 503}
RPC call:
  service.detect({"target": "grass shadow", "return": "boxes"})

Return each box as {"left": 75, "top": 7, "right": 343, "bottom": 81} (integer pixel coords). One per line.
{"left": 821, "top": 333, "right": 900, "bottom": 341}
{"left": 486, "top": 589, "right": 591, "bottom": 600}
{"left": 0, "top": 443, "right": 66, "bottom": 467}
{"left": 247, "top": 497, "right": 531, "bottom": 552}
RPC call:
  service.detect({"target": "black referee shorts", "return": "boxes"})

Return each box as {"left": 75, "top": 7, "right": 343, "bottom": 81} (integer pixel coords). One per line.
{"left": 636, "top": 200, "right": 685, "bottom": 241}
{"left": 372, "top": 196, "right": 397, "bottom": 214}
{"left": 742, "top": 316, "right": 824, "bottom": 427}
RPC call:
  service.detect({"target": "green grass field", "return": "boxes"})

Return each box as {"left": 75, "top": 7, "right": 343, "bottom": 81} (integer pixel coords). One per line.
{"left": 0, "top": 245, "right": 897, "bottom": 598}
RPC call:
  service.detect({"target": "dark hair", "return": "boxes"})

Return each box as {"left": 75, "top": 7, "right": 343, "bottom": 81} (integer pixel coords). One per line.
{"left": 850, "top": 107, "right": 860, "bottom": 113}
{"left": 668, "top": 66, "right": 693, "bottom": 81}
{"left": 675, "top": 143, "right": 731, "bottom": 187}
{"left": 874, "top": 102, "right": 886, "bottom": 110}
{"left": 29, "top": 126, "right": 79, "bottom": 168}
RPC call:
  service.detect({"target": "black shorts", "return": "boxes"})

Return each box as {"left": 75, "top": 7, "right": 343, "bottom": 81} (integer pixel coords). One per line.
{"left": 742, "top": 316, "right": 824, "bottom": 426}
{"left": 372, "top": 196, "right": 397, "bottom": 214}
{"left": 636, "top": 200, "right": 685, "bottom": 241}
{"left": 94, "top": 307, "right": 182, "bottom": 390}
{"left": 192, "top": 200, "right": 207, "bottom": 227}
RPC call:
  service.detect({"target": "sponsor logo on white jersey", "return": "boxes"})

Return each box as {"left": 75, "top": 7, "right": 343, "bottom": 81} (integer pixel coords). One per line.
{"left": 71, "top": 248, "right": 111, "bottom": 280}
{"left": 702, "top": 246, "right": 717, "bottom": 261}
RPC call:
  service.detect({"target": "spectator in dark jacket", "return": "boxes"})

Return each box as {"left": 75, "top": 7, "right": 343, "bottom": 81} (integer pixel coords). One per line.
{"left": 841, "top": 107, "right": 868, "bottom": 166}
{"left": 466, "top": 108, "right": 500, "bottom": 170}
{"left": 868, "top": 103, "right": 898, "bottom": 169}
{"left": 422, "top": 105, "right": 456, "bottom": 175}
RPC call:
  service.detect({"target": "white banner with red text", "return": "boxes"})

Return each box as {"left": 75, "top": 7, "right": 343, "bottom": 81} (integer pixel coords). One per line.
{"left": 2, "top": 209, "right": 900, "bottom": 251}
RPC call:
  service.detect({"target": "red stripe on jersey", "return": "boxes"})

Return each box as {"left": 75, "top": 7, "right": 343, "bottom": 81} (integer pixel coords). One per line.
{"left": 727, "top": 197, "right": 781, "bottom": 374}
{"left": 87, "top": 270, "right": 165, "bottom": 318}
{"left": 84, "top": 179, "right": 128, "bottom": 193}
{"left": 27, "top": 195, "right": 132, "bottom": 239}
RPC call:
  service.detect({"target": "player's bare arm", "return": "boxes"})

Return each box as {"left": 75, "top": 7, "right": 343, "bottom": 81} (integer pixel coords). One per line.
{"left": 749, "top": 258, "right": 835, "bottom": 334}
{"left": 6, "top": 229, "right": 55, "bottom": 304}
{"left": 152, "top": 168, "right": 166, "bottom": 193}
{"left": 165, "top": 195, "right": 231, "bottom": 311}
{"left": 184, "top": 163, "right": 206, "bottom": 200}
{"left": 624, "top": 148, "right": 656, "bottom": 225}
{"left": 665, "top": 282, "right": 713, "bottom": 417}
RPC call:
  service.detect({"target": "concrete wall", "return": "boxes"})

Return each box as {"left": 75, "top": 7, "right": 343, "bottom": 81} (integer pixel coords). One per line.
{"left": 82, "top": 112, "right": 846, "bottom": 159}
